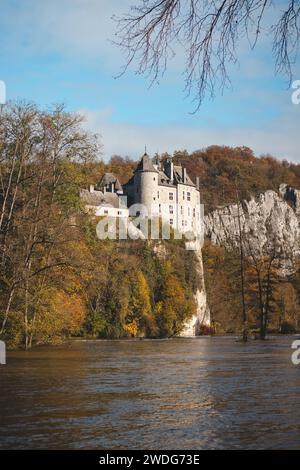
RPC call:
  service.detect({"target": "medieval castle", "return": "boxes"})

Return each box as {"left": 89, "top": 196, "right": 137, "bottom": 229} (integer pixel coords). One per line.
{"left": 81, "top": 151, "right": 202, "bottom": 237}
{"left": 80, "top": 151, "right": 210, "bottom": 336}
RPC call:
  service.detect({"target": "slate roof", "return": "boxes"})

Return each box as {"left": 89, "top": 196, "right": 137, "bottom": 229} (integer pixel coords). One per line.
{"left": 98, "top": 173, "right": 122, "bottom": 191}
{"left": 134, "top": 152, "right": 158, "bottom": 173}
{"left": 123, "top": 175, "right": 134, "bottom": 188}
{"left": 173, "top": 165, "right": 195, "bottom": 187}
{"left": 123, "top": 154, "right": 196, "bottom": 188}
{"left": 80, "top": 189, "right": 126, "bottom": 208}
{"left": 157, "top": 170, "right": 173, "bottom": 187}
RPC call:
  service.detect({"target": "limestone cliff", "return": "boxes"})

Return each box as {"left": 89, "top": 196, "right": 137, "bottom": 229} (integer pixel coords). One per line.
{"left": 204, "top": 185, "right": 300, "bottom": 273}
{"left": 180, "top": 242, "right": 211, "bottom": 336}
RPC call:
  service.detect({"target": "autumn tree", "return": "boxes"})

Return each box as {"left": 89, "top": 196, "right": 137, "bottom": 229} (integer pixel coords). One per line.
{"left": 155, "top": 259, "right": 196, "bottom": 337}
{"left": 246, "top": 237, "right": 285, "bottom": 339}
{"left": 127, "top": 270, "right": 156, "bottom": 337}
{"left": 0, "top": 102, "right": 99, "bottom": 348}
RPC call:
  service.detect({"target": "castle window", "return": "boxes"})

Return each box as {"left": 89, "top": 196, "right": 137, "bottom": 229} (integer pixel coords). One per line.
{"left": 193, "top": 208, "right": 195, "bottom": 217}
{"left": 188, "top": 207, "right": 190, "bottom": 216}
{"left": 153, "top": 197, "right": 156, "bottom": 201}
{"left": 153, "top": 177, "right": 156, "bottom": 181}
{"left": 170, "top": 219, "right": 173, "bottom": 225}
{"left": 118, "top": 210, "right": 121, "bottom": 215}
{"left": 159, "top": 204, "right": 161, "bottom": 212}
{"left": 181, "top": 206, "right": 183, "bottom": 215}
{"left": 182, "top": 220, "right": 184, "bottom": 226}
{"left": 157, "top": 191, "right": 159, "bottom": 199}
{"left": 104, "top": 210, "right": 108, "bottom": 214}
{"left": 183, "top": 191, "right": 185, "bottom": 200}
{"left": 169, "top": 192, "right": 174, "bottom": 200}
{"left": 187, "top": 192, "right": 191, "bottom": 201}
{"left": 185, "top": 220, "right": 188, "bottom": 226}
{"left": 169, "top": 205, "right": 173, "bottom": 214}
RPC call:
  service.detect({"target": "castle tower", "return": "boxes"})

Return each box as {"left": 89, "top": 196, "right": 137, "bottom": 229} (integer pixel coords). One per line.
{"left": 133, "top": 152, "right": 158, "bottom": 217}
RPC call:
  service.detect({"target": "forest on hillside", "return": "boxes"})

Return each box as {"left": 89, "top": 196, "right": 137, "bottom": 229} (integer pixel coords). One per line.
{"left": 1, "top": 102, "right": 300, "bottom": 349}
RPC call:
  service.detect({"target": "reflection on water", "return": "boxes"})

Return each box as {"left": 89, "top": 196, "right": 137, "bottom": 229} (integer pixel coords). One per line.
{"left": 0, "top": 336, "right": 299, "bottom": 449}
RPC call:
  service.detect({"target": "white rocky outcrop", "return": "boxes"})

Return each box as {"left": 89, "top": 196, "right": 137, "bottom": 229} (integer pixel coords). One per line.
{"left": 204, "top": 186, "right": 300, "bottom": 274}
{"left": 180, "top": 243, "right": 210, "bottom": 337}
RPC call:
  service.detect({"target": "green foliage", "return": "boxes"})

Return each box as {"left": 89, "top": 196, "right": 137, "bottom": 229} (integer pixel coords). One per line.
{"left": 82, "top": 310, "right": 107, "bottom": 338}
{"left": 0, "top": 311, "right": 23, "bottom": 349}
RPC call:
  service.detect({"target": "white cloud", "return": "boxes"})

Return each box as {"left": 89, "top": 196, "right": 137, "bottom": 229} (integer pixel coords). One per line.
{"left": 81, "top": 105, "right": 300, "bottom": 162}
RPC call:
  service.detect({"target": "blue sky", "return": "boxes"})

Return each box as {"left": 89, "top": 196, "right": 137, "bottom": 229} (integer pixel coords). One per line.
{"left": 0, "top": 0, "right": 299, "bottom": 161}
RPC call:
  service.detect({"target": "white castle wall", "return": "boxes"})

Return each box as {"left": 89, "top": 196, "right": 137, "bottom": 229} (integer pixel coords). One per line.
{"left": 176, "top": 184, "right": 201, "bottom": 235}
{"left": 155, "top": 185, "right": 177, "bottom": 227}
{"left": 134, "top": 171, "right": 158, "bottom": 217}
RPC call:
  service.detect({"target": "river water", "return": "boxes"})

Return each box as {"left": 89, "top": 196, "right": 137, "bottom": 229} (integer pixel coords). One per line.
{"left": 0, "top": 336, "right": 299, "bottom": 449}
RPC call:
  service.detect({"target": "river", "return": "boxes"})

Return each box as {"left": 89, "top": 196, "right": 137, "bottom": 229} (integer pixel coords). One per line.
{"left": 0, "top": 336, "right": 299, "bottom": 449}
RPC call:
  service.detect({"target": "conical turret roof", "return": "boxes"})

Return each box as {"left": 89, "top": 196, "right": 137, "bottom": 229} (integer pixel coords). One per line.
{"left": 134, "top": 152, "right": 158, "bottom": 173}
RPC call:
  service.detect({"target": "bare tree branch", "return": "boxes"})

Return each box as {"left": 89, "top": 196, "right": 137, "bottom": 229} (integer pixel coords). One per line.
{"left": 113, "top": 0, "right": 300, "bottom": 111}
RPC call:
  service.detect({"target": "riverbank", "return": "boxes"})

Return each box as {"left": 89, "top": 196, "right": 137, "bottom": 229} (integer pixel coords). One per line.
{"left": 3, "top": 332, "right": 300, "bottom": 351}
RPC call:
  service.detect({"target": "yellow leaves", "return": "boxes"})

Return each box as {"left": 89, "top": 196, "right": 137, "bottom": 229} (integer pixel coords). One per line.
{"left": 34, "top": 288, "right": 86, "bottom": 342}
{"left": 155, "top": 301, "right": 163, "bottom": 316}
{"left": 164, "top": 276, "right": 185, "bottom": 306}
{"left": 135, "top": 271, "right": 152, "bottom": 317}
{"left": 123, "top": 320, "right": 139, "bottom": 337}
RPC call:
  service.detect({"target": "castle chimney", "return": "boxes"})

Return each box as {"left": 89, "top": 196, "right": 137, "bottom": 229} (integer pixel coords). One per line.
{"left": 111, "top": 182, "right": 115, "bottom": 193}
{"left": 196, "top": 177, "right": 200, "bottom": 190}
{"left": 165, "top": 159, "right": 174, "bottom": 182}
{"left": 183, "top": 167, "right": 187, "bottom": 183}
{"left": 89, "top": 184, "right": 94, "bottom": 193}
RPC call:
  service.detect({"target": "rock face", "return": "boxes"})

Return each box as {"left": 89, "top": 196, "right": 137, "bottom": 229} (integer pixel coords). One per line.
{"left": 180, "top": 240, "right": 210, "bottom": 337}
{"left": 168, "top": 184, "right": 300, "bottom": 337}
{"left": 204, "top": 186, "right": 300, "bottom": 273}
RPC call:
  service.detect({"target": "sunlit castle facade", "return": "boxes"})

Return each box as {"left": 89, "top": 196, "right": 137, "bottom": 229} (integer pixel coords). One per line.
{"left": 81, "top": 152, "right": 202, "bottom": 238}
{"left": 123, "top": 152, "right": 202, "bottom": 236}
